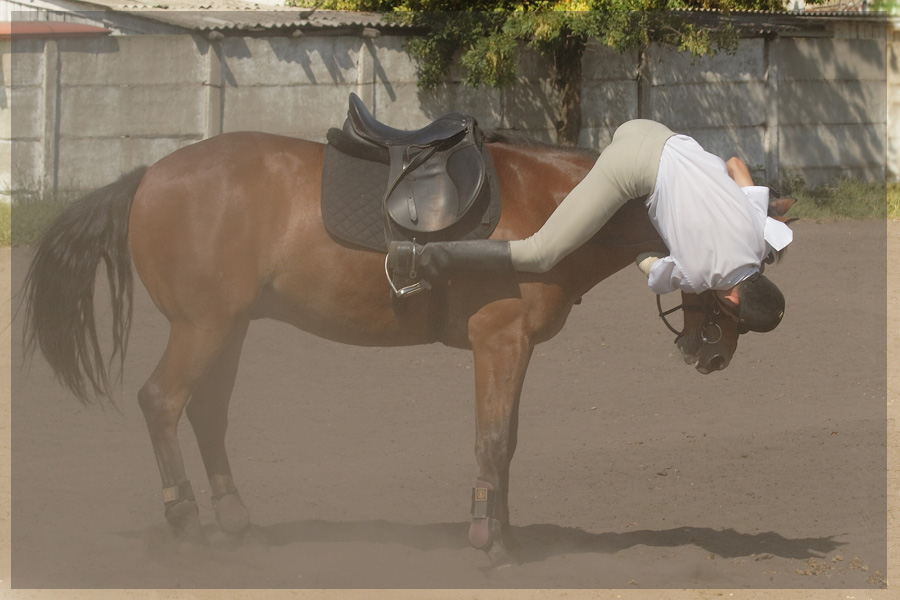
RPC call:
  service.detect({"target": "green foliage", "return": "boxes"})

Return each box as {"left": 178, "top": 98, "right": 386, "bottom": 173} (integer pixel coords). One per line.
{"left": 890, "top": 183, "right": 900, "bottom": 219}
{"left": 289, "top": 0, "right": 825, "bottom": 144}
{"left": 396, "top": 5, "right": 741, "bottom": 90}
{"left": 398, "top": 11, "right": 513, "bottom": 88}
{"left": 786, "top": 178, "right": 891, "bottom": 222}
{"left": 9, "top": 193, "right": 71, "bottom": 247}
{"left": 292, "top": 0, "right": 750, "bottom": 91}
{"left": 870, "top": 0, "right": 899, "bottom": 14}
{"left": 0, "top": 201, "right": 10, "bottom": 247}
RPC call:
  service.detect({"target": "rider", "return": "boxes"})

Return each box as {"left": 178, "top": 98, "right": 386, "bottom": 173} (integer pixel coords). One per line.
{"left": 388, "top": 119, "right": 793, "bottom": 334}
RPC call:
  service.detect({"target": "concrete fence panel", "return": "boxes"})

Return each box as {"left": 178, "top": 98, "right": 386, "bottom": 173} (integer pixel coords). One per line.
{"left": 57, "top": 35, "right": 208, "bottom": 86}
{"left": 775, "top": 37, "right": 888, "bottom": 185}
{"left": 6, "top": 38, "right": 44, "bottom": 193}
{"left": 4, "top": 20, "right": 897, "bottom": 200}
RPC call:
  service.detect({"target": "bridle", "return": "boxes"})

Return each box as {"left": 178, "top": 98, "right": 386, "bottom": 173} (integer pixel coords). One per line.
{"left": 656, "top": 294, "right": 726, "bottom": 345}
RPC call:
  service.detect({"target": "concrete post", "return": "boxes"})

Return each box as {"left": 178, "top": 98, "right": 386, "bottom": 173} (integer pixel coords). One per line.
{"left": 637, "top": 48, "right": 651, "bottom": 120}
{"left": 205, "top": 37, "right": 223, "bottom": 139}
{"left": 41, "top": 39, "right": 59, "bottom": 199}
{"left": 357, "top": 30, "right": 379, "bottom": 115}
{"left": 888, "top": 21, "right": 899, "bottom": 182}
{"left": 764, "top": 37, "right": 780, "bottom": 188}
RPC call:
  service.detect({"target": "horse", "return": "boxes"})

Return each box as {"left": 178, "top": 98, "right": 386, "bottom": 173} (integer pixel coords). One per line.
{"left": 21, "top": 123, "right": 777, "bottom": 567}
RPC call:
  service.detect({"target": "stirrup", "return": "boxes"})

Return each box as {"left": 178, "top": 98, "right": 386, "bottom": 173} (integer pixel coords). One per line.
{"left": 385, "top": 241, "right": 430, "bottom": 298}
{"left": 385, "top": 255, "right": 427, "bottom": 297}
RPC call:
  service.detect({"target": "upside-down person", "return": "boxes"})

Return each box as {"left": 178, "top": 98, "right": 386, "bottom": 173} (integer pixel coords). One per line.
{"left": 387, "top": 119, "right": 794, "bottom": 334}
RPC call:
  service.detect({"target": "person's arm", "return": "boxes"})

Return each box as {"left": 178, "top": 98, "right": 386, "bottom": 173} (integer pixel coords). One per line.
{"left": 725, "top": 157, "right": 754, "bottom": 187}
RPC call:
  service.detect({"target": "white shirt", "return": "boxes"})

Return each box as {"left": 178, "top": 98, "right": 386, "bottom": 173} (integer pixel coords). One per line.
{"left": 645, "top": 135, "right": 793, "bottom": 294}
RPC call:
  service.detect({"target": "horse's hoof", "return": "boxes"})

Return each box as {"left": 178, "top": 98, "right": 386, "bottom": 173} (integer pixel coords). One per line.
{"left": 469, "top": 517, "right": 493, "bottom": 549}
{"left": 213, "top": 492, "right": 251, "bottom": 537}
{"left": 145, "top": 500, "right": 212, "bottom": 562}
{"left": 486, "top": 537, "right": 518, "bottom": 568}
{"left": 470, "top": 518, "right": 518, "bottom": 567}
{"left": 164, "top": 499, "right": 209, "bottom": 547}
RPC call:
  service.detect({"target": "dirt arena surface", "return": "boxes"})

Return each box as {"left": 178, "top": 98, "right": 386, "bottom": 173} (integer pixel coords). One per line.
{"left": 1, "top": 219, "right": 896, "bottom": 600}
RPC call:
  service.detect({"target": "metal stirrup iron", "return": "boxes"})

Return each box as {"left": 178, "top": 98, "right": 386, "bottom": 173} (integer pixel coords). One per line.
{"left": 386, "top": 241, "right": 428, "bottom": 297}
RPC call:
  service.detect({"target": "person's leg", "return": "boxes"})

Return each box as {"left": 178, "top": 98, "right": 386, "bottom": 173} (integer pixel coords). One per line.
{"left": 509, "top": 119, "right": 673, "bottom": 273}
{"left": 386, "top": 120, "right": 674, "bottom": 290}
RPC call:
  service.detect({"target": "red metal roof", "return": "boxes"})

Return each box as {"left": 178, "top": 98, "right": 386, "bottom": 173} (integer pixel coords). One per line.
{"left": 0, "top": 22, "right": 112, "bottom": 40}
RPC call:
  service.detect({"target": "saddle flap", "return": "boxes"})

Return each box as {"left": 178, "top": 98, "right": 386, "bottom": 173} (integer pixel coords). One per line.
{"left": 385, "top": 141, "right": 486, "bottom": 233}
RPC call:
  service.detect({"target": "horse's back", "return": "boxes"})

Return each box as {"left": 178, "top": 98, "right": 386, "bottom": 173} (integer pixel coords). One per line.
{"left": 127, "top": 132, "right": 436, "bottom": 345}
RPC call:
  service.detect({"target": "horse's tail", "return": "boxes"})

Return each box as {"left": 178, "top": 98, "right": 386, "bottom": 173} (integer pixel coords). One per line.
{"left": 22, "top": 167, "right": 148, "bottom": 404}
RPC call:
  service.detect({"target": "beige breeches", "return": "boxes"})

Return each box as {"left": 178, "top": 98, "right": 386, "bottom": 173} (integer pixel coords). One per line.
{"left": 509, "top": 119, "right": 675, "bottom": 273}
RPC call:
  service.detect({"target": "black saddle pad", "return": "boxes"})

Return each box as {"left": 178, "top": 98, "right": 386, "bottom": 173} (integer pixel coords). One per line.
{"left": 321, "top": 134, "right": 502, "bottom": 252}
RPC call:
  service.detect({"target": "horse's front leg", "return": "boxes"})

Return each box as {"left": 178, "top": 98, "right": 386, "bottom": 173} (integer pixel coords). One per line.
{"left": 468, "top": 321, "right": 534, "bottom": 566}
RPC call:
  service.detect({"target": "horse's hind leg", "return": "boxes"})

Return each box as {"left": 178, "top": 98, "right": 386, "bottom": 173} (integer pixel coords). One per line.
{"left": 138, "top": 319, "right": 241, "bottom": 545}
{"left": 185, "top": 319, "right": 251, "bottom": 538}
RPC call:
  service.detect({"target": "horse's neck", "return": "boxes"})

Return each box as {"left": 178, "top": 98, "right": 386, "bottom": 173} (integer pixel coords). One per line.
{"left": 488, "top": 141, "right": 595, "bottom": 231}
{"left": 489, "top": 140, "right": 666, "bottom": 295}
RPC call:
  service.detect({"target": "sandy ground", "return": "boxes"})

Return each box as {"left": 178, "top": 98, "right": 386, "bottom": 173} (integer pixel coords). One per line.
{"left": 0, "top": 219, "right": 896, "bottom": 600}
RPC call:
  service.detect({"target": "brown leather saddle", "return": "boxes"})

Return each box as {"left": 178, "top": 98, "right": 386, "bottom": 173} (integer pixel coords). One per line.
{"left": 321, "top": 94, "right": 501, "bottom": 251}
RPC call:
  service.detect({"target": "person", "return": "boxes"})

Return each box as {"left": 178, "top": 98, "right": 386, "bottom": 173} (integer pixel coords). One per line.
{"left": 387, "top": 119, "right": 793, "bottom": 334}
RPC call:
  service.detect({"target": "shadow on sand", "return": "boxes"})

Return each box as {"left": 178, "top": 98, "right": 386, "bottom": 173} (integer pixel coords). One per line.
{"left": 253, "top": 519, "right": 844, "bottom": 564}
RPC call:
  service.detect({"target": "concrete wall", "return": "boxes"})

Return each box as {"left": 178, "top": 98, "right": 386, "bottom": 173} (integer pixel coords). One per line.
{"left": 889, "top": 23, "right": 900, "bottom": 182}
{"left": 776, "top": 36, "right": 888, "bottom": 184}
{"left": 6, "top": 34, "right": 212, "bottom": 195}
{"left": 2, "top": 19, "right": 897, "bottom": 199}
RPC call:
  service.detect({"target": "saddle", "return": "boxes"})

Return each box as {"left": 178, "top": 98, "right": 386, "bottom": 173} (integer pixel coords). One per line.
{"left": 321, "top": 93, "right": 501, "bottom": 252}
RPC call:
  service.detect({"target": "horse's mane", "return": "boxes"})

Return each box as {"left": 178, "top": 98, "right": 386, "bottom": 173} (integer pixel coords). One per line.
{"left": 483, "top": 130, "right": 599, "bottom": 160}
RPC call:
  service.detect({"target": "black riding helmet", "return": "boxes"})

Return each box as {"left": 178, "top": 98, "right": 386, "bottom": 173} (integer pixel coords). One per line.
{"left": 735, "top": 272, "right": 785, "bottom": 333}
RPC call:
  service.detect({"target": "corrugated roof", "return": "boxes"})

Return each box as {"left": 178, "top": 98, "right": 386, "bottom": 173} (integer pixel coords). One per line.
{"left": 139, "top": 9, "right": 411, "bottom": 34}
{"left": 665, "top": 6, "right": 891, "bottom": 19}
{"left": 135, "top": 6, "right": 896, "bottom": 36}
{"left": 16, "top": 2, "right": 416, "bottom": 35}
{"left": 7, "top": 2, "right": 892, "bottom": 37}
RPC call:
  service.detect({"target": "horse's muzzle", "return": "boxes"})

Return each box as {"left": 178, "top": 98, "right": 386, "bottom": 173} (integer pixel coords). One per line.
{"left": 695, "top": 354, "right": 730, "bottom": 374}
{"left": 678, "top": 339, "right": 732, "bottom": 374}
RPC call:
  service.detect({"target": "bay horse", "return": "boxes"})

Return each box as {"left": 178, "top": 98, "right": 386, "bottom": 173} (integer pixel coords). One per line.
{"left": 21, "top": 126, "right": 761, "bottom": 566}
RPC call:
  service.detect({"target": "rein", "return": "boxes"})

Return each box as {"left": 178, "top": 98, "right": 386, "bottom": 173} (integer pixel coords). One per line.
{"left": 656, "top": 295, "right": 723, "bottom": 345}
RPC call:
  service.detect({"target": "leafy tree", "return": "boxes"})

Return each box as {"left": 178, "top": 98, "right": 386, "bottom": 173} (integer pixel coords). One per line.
{"left": 870, "top": 0, "right": 899, "bottom": 14}
{"left": 292, "top": 0, "right": 817, "bottom": 145}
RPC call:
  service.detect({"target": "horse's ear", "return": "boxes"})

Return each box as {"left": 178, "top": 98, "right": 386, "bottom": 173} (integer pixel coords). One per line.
{"left": 768, "top": 196, "right": 798, "bottom": 224}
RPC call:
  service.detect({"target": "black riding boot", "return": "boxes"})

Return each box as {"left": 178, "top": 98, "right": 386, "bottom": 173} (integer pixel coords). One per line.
{"left": 388, "top": 240, "right": 513, "bottom": 287}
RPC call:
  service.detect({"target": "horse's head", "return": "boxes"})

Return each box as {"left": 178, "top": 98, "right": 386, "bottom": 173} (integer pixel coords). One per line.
{"left": 674, "top": 291, "right": 741, "bottom": 374}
